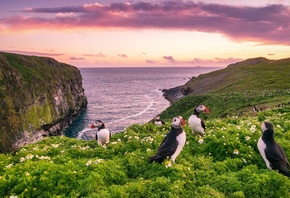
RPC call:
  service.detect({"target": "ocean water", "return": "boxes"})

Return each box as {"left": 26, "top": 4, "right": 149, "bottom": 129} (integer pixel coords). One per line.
{"left": 64, "top": 67, "right": 220, "bottom": 139}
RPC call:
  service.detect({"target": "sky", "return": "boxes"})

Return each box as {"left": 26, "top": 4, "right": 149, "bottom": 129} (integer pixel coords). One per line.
{"left": 1, "top": 0, "right": 290, "bottom": 68}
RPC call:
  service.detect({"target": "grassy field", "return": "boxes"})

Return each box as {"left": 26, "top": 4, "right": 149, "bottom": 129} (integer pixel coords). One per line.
{"left": 1, "top": 106, "right": 290, "bottom": 197}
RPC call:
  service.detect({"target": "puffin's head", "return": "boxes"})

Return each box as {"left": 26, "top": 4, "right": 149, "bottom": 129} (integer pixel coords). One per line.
{"left": 261, "top": 121, "right": 274, "bottom": 132}
{"left": 154, "top": 115, "right": 160, "bottom": 121}
{"left": 195, "top": 105, "right": 210, "bottom": 113}
{"left": 171, "top": 116, "right": 186, "bottom": 128}
{"left": 90, "top": 120, "right": 105, "bottom": 129}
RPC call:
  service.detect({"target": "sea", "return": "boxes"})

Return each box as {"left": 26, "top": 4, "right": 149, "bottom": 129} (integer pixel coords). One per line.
{"left": 64, "top": 67, "right": 221, "bottom": 140}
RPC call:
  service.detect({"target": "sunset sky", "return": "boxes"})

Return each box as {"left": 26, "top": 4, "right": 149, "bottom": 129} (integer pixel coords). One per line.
{"left": 1, "top": 0, "right": 290, "bottom": 67}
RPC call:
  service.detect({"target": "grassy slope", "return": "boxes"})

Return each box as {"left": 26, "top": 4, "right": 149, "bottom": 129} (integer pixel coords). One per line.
{"left": 181, "top": 57, "right": 290, "bottom": 94}
{"left": 160, "top": 57, "right": 290, "bottom": 122}
{"left": 1, "top": 57, "right": 290, "bottom": 197}
{"left": 1, "top": 107, "right": 290, "bottom": 197}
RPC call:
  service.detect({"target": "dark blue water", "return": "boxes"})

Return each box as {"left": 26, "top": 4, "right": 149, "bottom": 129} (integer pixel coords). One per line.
{"left": 64, "top": 67, "right": 220, "bottom": 139}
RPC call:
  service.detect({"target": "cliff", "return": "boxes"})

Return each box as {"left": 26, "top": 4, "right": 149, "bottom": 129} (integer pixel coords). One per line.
{"left": 0, "top": 52, "right": 87, "bottom": 153}
{"left": 163, "top": 57, "right": 290, "bottom": 103}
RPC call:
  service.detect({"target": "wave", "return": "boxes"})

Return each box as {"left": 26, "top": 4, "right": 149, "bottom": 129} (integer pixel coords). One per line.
{"left": 77, "top": 95, "right": 155, "bottom": 139}
{"left": 107, "top": 95, "right": 154, "bottom": 124}
{"left": 77, "top": 128, "right": 96, "bottom": 140}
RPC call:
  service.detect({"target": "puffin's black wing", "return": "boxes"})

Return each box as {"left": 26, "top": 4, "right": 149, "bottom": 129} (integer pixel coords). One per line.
{"left": 265, "top": 144, "right": 290, "bottom": 177}
{"left": 149, "top": 130, "right": 178, "bottom": 163}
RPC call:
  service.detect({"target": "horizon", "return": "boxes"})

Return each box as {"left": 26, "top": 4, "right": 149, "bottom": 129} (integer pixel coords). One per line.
{"left": 1, "top": 0, "right": 290, "bottom": 68}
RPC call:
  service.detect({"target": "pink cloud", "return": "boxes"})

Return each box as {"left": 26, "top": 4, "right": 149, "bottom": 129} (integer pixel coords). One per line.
{"left": 118, "top": 54, "right": 128, "bottom": 58}
{"left": 162, "top": 56, "right": 176, "bottom": 63}
{"left": 1, "top": 50, "right": 64, "bottom": 57}
{"left": 1, "top": 2, "right": 289, "bottom": 45}
{"left": 70, "top": 57, "right": 85, "bottom": 60}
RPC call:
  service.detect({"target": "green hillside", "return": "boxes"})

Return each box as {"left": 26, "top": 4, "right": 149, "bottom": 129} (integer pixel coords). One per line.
{"left": 161, "top": 57, "right": 290, "bottom": 121}
{"left": 181, "top": 57, "right": 290, "bottom": 94}
{"left": 1, "top": 107, "right": 290, "bottom": 197}
{"left": 1, "top": 57, "right": 290, "bottom": 197}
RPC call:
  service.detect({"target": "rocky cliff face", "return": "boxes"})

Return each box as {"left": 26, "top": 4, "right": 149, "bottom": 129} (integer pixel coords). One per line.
{"left": 0, "top": 52, "right": 87, "bottom": 153}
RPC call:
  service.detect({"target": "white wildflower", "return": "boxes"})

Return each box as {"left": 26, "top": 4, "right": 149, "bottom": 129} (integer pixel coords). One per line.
{"left": 37, "top": 156, "right": 51, "bottom": 160}
{"left": 26, "top": 154, "right": 34, "bottom": 159}
{"left": 51, "top": 144, "right": 59, "bottom": 148}
{"left": 25, "top": 172, "right": 30, "bottom": 176}
{"left": 277, "top": 124, "right": 281, "bottom": 128}
{"left": 245, "top": 136, "right": 251, "bottom": 141}
{"left": 250, "top": 125, "right": 256, "bottom": 133}
{"left": 146, "top": 148, "right": 151, "bottom": 152}
{"left": 86, "top": 160, "right": 92, "bottom": 166}
{"left": 165, "top": 161, "right": 172, "bottom": 168}
{"left": 19, "top": 157, "right": 25, "bottom": 162}
{"left": 237, "top": 126, "right": 241, "bottom": 130}
{"left": 233, "top": 149, "right": 239, "bottom": 155}
{"left": 33, "top": 147, "right": 39, "bottom": 151}
{"left": 94, "top": 159, "right": 103, "bottom": 164}
{"left": 134, "top": 136, "right": 139, "bottom": 140}
{"left": 198, "top": 139, "right": 204, "bottom": 144}
{"left": 9, "top": 195, "right": 18, "bottom": 198}
{"left": 5, "top": 164, "right": 13, "bottom": 169}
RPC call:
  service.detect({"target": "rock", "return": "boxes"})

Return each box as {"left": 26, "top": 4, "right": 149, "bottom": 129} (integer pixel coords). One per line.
{"left": 0, "top": 52, "right": 87, "bottom": 153}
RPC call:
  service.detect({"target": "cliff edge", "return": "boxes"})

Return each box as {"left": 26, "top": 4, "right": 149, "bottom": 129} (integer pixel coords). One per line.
{"left": 0, "top": 52, "right": 87, "bottom": 153}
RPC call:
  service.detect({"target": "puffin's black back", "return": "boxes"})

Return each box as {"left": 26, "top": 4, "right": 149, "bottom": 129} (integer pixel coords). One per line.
{"left": 149, "top": 127, "right": 183, "bottom": 163}
{"left": 262, "top": 127, "right": 290, "bottom": 177}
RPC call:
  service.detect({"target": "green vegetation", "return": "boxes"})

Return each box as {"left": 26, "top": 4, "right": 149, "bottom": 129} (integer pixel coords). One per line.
{"left": 1, "top": 56, "right": 290, "bottom": 197}
{"left": 0, "top": 52, "right": 87, "bottom": 153}
{"left": 179, "top": 57, "right": 290, "bottom": 95}
{"left": 1, "top": 106, "right": 290, "bottom": 197}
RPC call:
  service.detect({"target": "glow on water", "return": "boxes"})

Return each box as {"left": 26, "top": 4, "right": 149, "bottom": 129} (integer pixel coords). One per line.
{"left": 64, "top": 67, "right": 221, "bottom": 139}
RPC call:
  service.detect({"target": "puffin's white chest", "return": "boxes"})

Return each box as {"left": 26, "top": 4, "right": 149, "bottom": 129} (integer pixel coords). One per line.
{"left": 155, "top": 121, "right": 163, "bottom": 126}
{"left": 170, "top": 131, "right": 186, "bottom": 162}
{"left": 188, "top": 115, "right": 205, "bottom": 135}
{"left": 97, "top": 129, "right": 110, "bottom": 144}
{"left": 257, "top": 137, "right": 272, "bottom": 170}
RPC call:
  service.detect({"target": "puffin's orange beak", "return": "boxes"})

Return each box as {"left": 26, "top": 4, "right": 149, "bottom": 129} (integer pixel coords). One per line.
{"left": 205, "top": 107, "right": 210, "bottom": 113}
{"left": 181, "top": 118, "right": 186, "bottom": 126}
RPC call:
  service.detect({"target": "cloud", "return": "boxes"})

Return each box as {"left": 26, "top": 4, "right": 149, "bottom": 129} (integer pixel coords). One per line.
{"left": 118, "top": 54, "right": 128, "bottom": 58}
{"left": 1, "top": 50, "right": 64, "bottom": 57}
{"left": 162, "top": 56, "right": 176, "bottom": 63}
{"left": 145, "top": 59, "right": 157, "bottom": 64}
{"left": 70, "top": 57, "right": 85, "bottom": 60}
{"left": 1, "top": 2, "right": 290, "bottom": 45}
{"left": 83, "top": 53, "right": 107, "bottom": 58}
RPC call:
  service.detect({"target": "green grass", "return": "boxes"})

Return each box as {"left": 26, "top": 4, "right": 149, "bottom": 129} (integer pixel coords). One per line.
{"left": 179, "top": 57, "right": 290, "bottom": 95}
{"left": 1, "top": 107, "right": 290, "bottom": 197}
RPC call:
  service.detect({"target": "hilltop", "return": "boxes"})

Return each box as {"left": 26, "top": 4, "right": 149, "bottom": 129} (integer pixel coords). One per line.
{"left": 161, "top": 57, "right": 290, "bottom": 120}
{"left": 163, "top": 57, "right": 290, "bottom": 103}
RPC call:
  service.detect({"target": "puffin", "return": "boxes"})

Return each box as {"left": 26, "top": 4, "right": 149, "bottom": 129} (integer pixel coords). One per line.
{"left": 188, "top": 104, "right": 210, "bottom": 137}
{"left": 257, "top": 121, "right": 290, "bottom": 177}
{"left": 90, "top": 120, "right": 111, "bottom": 147}
{"left": 149, "top": 116, "right": 186, "bottom": 163}
{"left": 154, "top": 115, "right": 165, "bottom": 126}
